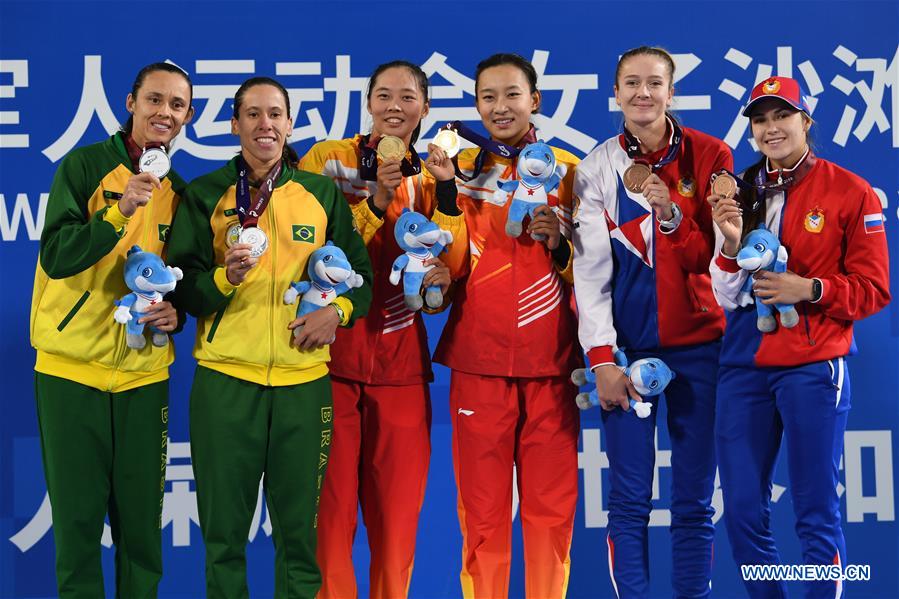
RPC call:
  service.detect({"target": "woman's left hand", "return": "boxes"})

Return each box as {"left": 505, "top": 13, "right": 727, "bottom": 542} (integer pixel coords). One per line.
{"left": 641, "top": 174, "right": 673, "bottom": 220}
{"left": 527, "top": 204, "right": 561, "bottom": 250}
{"left": 423, "top": 257, "right": 451, "bottom": 294}
{"left": 753, "top": 270, "right": 815, "bottom": 305}
{"left": 138, "top": 301, "right": 178, "bottom": 332}
{"left": 289, "top": 305, "right": 341, "bottom": 350}
{"left": 425, "top": 143, "right": 455, "bottom": 182}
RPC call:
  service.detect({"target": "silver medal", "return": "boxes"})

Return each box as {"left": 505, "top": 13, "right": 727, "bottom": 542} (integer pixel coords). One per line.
{"left": 139, "top": 147, "right": 171, "bottom": 178}
{"left": 238, "top": 226, "right": 268, "bottom": 258}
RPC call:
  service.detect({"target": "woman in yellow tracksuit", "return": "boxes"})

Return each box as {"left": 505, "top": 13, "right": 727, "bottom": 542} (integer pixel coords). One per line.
{"left": 168, "top": 76, "right": 372, "bottom": 598}
{"left": 30, "top": 62, "right": 193, "bottom": 598}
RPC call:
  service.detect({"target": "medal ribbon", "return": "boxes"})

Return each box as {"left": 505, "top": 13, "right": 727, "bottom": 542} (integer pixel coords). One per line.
{"left": 236, "top": 155, "right": 282, "bottom": 228}
{"left": 358, "top": 134, "right": 422, "bottom": 182}
{"left": 622, "top": 114, "right": 683, "bottom": 171}
{"left": 726, "top": 150, "right": 816, "bottom": 214}
{"left": 440, "top": 121, "right": 537, "bottom": 182}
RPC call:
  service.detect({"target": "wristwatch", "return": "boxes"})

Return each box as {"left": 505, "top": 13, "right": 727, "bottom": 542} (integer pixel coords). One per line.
{"left": 657, "top": 202, "right": 683, "bottom": 230}
{"left": 810, "top": 278, "right": 823, "bottom": 303}
{"left": 330, "top": 302, "right": 346, "bottom": 324}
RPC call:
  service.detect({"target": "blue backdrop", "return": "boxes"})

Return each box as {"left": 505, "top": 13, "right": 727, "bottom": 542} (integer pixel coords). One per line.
{"left": 1, "top": 1, "right": 897, "bottom": 597}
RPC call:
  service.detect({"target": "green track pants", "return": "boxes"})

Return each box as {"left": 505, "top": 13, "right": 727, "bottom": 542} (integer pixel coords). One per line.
{"left": 35, "top": 372, "right": 168, "bottom": 599}
{"left": 190, "top": 366, "right": 333, "bottom": 599}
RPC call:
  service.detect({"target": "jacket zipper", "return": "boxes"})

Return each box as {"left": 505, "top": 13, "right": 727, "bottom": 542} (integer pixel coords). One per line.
{"left": 267, "top": 195, "right": 277, "bottom": 386}
{"left": 109, "top": 194, "right": 154, "bottom": 391}
{"left": 801, "top": 304, "right": 815, "bottom": 346}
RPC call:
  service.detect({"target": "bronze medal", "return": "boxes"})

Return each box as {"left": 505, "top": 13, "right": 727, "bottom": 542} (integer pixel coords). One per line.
{"left": 623, "top": 163, "right": 652, "bottom": 193}
{"left": 711, "top": 173, "right": 738, "bottom": 198}
{"left": 376, "top": 135, "right": 406, "bottom": 161}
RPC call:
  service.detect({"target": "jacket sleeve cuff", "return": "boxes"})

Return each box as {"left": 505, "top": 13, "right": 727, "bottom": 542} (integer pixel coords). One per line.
{"left": 351, "top": 199, "right": 385, "bottom": 244}
{"left": 435, "top": 179, "right": 462, "bottom": 215}
{"left": 553, "top": 238, "right": 574, "bottom": 283}
{"left": 102, "top": 202, "right": 131, "bottom": 234}
{"left": 715, "top": 251, "right": 741, "bottom": 274}
{"left": 587, "top": 346, "right": 615, "bottom": 370}
{"left": 332, "top": 296, "right": 353, "bottom": 326}
{"left": 213, "top": 267, "right": 239, "bottom": 295}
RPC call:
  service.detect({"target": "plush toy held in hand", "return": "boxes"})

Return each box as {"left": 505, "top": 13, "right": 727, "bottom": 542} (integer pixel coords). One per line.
{"left": 389, "top": 209, "right": 453, "bottom": 311}
{"left": 571, "top": 350, "right": 675, "bottom": 418}
{"left": 284, "top": 241, "right": 363, "bottom": 340}
{"left": 496, "top": 141, "right": 561, "bottom": 239}
{"left": 113, "top": 245, "right": 183, "bottom": 349}
{"left": 736, "top": 224, "right": 799, "bottom": 332}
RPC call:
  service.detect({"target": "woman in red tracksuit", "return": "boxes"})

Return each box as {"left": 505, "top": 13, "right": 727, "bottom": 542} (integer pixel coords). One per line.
{"left": 710, "top": 76, "right": 889, "bottom": 598}
{"left": 433, "top": 52, "right": 580, "bottom": 599}
{"left": 298, "top": 60, "right": 466, "bottom": 599}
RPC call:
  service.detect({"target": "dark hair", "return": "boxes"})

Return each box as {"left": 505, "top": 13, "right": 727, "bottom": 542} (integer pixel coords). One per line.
{"left": 735, "top": 157, "right": 768, "bottom": 238}
{"left": 365, "top": 60, "right": 430, "bottom": 145}
{"left": 121, "top": 62, "right": 193, "bottom": 135}
{"left": 614, "top": 46, "right": 676, "bottom": 88}
{"left": 474, "top": 53, "right": 540, "bottom": 114}
{"left": 232, "top": 76, "right": 298, "bottom": 163}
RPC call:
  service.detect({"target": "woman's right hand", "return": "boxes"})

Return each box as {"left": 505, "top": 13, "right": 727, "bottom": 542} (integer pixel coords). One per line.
{"left": 224, "top": 243, "right": 257, "bottom": 286}
{"left": 372, "top": 159, "right": 403, "bottom": 212}
{"left": 708, "top": 194, "right": 743, "bottom": 256}
{"left": 593, "top": 364, "right": 641, "bottom": 411}
{"left": 120, "top": 172, "right": 161, "bottom": 217}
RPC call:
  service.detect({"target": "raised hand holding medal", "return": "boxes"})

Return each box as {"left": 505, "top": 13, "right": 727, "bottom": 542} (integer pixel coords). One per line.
{"left": 230, "top": 155, "right": 281, "bottom": 275}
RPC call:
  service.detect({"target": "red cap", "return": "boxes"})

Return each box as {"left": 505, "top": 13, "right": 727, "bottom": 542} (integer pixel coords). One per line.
{"left": 742, "top": 76, "right": 811, "bottom": 117}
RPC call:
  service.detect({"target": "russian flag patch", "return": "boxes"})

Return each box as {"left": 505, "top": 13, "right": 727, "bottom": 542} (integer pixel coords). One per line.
{"left": 864, "top": 213, "right": 885, "bottom": 234}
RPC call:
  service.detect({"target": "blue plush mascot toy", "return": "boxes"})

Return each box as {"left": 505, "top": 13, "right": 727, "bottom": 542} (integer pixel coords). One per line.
{"left": 737, "top": 224, "right": 799, "bottom": 332}
{"left": 389, "top": 209, "right": 453, "bottom": 311}
{"left": 283, "top": 241, "right": 364, "bottom": 340}
{"left": 571, "top": 350, "right": 675, "bottom": 418}
{"left": 496, "top": 141, "right": 561, "bottom": 239}
{"left": 113, "top": 245, "right": 182, "bottom": 349}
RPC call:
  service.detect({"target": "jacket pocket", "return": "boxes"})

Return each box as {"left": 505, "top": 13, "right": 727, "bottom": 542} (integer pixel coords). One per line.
{"left": 57, "top": 291, "right": 91, "bottom": 332}
{"left": 206, "top": 305, "right": 227, "bottom": 343}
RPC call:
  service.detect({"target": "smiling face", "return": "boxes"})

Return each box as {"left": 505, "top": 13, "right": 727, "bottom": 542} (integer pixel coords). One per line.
{"left": 476, "top": 64, "right": 540, "bottom": 146}
{"left": 614, "top": 54, "right": 673, "bottom": 130}
{"left": 367, "top": 66, "right": 428, "bottom": 146}
{"left": 126, "top": 70, "right": 193, "bottom": 148}
{"left": 749, "top": 98, "right": 811, "bottom": 169}
{"left": 231, "top": 84, "right": 293, "bottom": 174}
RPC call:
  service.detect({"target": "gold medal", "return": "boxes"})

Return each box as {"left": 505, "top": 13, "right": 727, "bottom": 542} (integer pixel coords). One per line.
{"left": 376, "top": 135, "right": 406, "bottom": 161}
{"left": 433, "top": 129, "right": 460, "bottom": 158}
{"left": 711, "top": 173, "right": 738, "bottom": 198}
{"left": 623, "top": 163, "right": 652, "bottom": 193}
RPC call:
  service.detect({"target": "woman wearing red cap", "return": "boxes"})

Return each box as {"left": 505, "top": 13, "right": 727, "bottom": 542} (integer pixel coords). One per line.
{"left": 710, "top": 76, "right": 889, "bottom": 598}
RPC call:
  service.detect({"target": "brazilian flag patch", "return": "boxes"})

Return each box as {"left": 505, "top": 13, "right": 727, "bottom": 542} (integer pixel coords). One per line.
{"left": 293, "top": 224, "right": 316, "bottom": 243}
{"left": 158, "top": 224, "right": 171, "bottom": 242}
{"left": 223, "top": 208, "right": 237, "bottom": 217}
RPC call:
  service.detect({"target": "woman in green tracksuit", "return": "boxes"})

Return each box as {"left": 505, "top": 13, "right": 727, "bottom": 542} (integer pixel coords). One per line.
{"left": 30, "top": 62, "right": 193, "bottom": 598}
{"left": 168, "top": 76, "right": 372, "bottom": 598}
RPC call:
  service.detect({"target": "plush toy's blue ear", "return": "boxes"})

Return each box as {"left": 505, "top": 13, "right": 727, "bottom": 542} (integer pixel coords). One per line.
{"left": 758, "top": 224, "right": 769, "bottom": 232}
{"left": 127, "top": 245, "right": 141, "bottom": 256}
{"left": 325, "top": 240, "right": 334, "bottom": 247}
{"left": 401, "top": 208, "right": 411, "bottom": 215}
